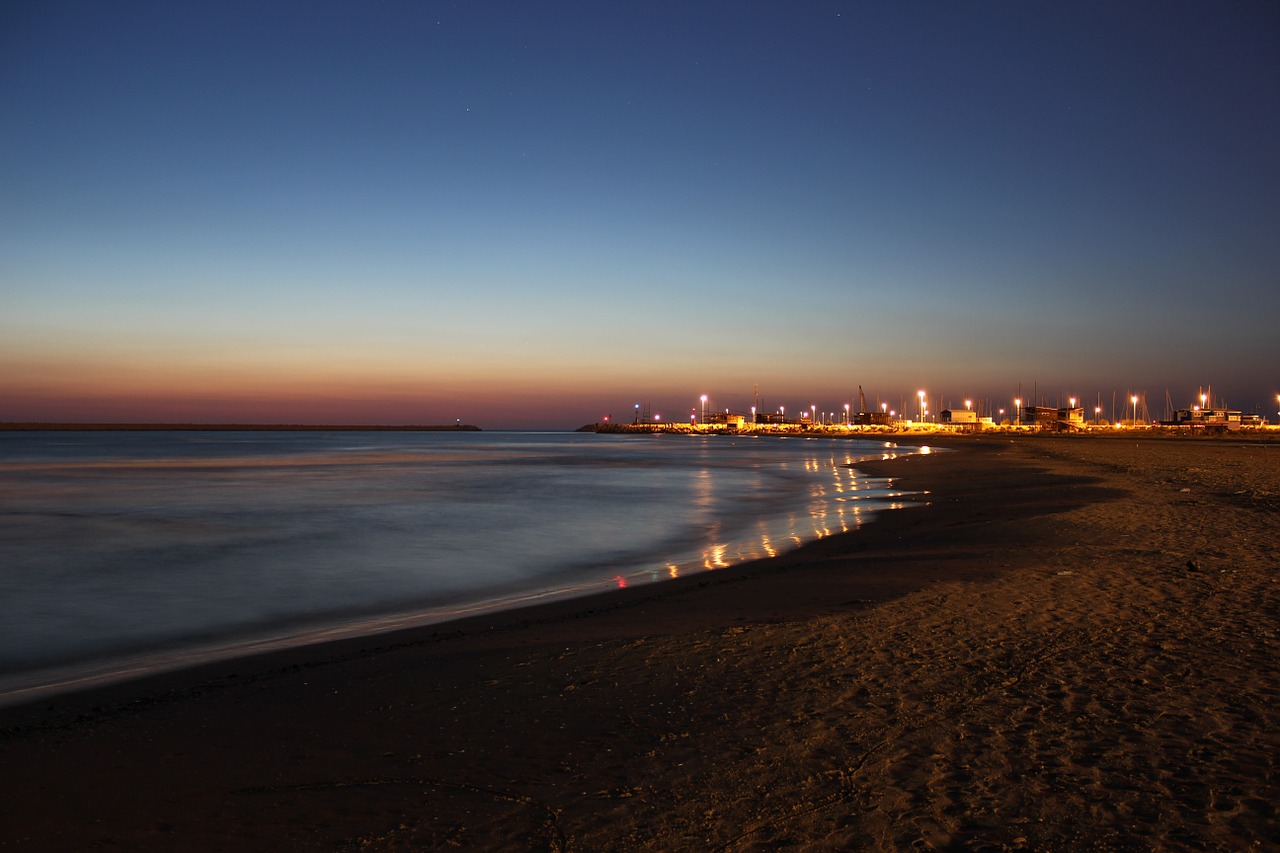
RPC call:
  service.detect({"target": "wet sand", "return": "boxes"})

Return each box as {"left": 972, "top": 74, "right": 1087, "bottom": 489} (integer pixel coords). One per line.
{"left": 1, "top": 435, "right": 1277, "bottom": 850}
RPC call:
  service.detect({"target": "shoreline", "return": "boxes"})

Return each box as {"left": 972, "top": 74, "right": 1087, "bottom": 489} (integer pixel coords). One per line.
{"left": 585, "top": 423, "right": 1280, "bottom": 443}
{"left": 2, "top": 435, "right": 1276, "bottom": 849}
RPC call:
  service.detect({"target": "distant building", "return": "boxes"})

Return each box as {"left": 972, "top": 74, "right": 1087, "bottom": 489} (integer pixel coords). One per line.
{"left": 940, "top": 409, "right": 978, "bottom": 424}
{"left": 1017, "top": 405, "right": 1084, "bottom": 431}
{"left": 1019, "top": 406, "right": 1059, "bottom": 428}
{"left": 706, "top": 411, "right": 747, "bottom": 428}
{"left": 1165, "top": 408, "right": 1243, "bottom": 430}
{"left": 1057, "top": 407, "right": 1085, "bottom": 428}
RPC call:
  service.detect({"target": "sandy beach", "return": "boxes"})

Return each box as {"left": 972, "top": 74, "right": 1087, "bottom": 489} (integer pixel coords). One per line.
{"left": 1, "top": 434, "right": 1277, "bottom": 851}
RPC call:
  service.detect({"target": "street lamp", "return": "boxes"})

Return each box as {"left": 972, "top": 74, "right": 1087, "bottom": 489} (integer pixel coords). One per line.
{"left": 1095, "top": 406, "right": 1102, "bottom": 425}
{"left": 1131, "top": 395, "right": 1139, "bottom": 427}
{"left": 1015, "top": 397, "right": 1022, "bottom": 425}
{"left": 700, "top": 394, "right": 708, "bottom": 424}
{"left": 844, "top": 402, "right": 851, "bottom": 425}
{"left": 965, "top": 399, "right": 972, "bottom": 411}
{"left": 917, "top": 390, "right": 926, "bottom": 423}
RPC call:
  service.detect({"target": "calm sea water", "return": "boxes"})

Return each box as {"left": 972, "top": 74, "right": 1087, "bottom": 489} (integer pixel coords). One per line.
{"left": 0, "top": 430, "right": 921, "bottom": 702}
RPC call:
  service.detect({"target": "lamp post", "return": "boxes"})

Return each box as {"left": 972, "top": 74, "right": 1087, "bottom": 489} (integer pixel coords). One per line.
{"left": 700, "top": 394, "right": 708, "bottom": 424}
{"left": 917, "top": 390, "right": 926, "bottom": 423}
{"left": 1095, "top": 406, "right": 1102, "bottom": 425}
{"left": 1015, "top": 397, "right": 1022, "bottom": 426}
{"left": 965, "top": 399, "right": 972, "bottom": 411}
{"left": 1131, "top": 395, "right": 1139, "bottom": 427}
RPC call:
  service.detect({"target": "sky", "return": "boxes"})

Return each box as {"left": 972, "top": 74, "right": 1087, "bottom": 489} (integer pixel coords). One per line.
{"left": 3, "top": 1, "right": 1278, "bottom": 428}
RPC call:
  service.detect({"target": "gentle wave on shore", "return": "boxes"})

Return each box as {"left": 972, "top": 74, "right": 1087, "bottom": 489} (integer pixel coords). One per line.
{"left": 0, "top": 430, "right": 923, "bottom": 701}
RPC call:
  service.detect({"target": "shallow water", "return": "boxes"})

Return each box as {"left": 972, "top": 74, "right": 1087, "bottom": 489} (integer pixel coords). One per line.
{"left": 0, "top": 430, "right": 919, "bottom": 701}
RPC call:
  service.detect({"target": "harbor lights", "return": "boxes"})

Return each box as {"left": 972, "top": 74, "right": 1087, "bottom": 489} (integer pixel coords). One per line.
{"left": 965, "top": 399, "right": 972, "bottom": 411}
{"left": 844, "top": 402, "right": 851, "bottom": 425}
{"left": 999, "top": 408, "right": 1005, "bottom": 424}
{"left": 1069, "top": 396, "right": 1076, "bottom": 410}
{"left": 1201, "top": 393, "right": 1208, "bottom": 411}
{"left": 811, "top": 405, "right": 817, "bottom": 424}
{"left": 1095, "top": 406, "right": 1102, "bottom": 425}
{"left": 1015, "top": 397, "right": 1022, "bottom": 425}
{"left": 881, "top": 402, "right": 888, "bottom": 414}
{"left": 917, "top": 390, "right": 926, "bottom": 423}
{"left": 751, "top": 405, "right": 757, "bottom": 424}
{"left": 1131, "top": 395, "right": 1139, "bottom": 427}
{"left": 700, "top": 394, "right": 708, "bottom": 423}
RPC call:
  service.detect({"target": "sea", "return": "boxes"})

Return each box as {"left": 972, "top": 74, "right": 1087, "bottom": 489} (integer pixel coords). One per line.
{"left": 0, "top": 430, "right": 923, "bottom": 704}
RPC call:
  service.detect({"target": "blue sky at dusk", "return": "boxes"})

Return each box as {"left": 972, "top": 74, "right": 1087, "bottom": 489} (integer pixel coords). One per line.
{"left": 3, "top": 1, "right": 1278, "bottom": 427}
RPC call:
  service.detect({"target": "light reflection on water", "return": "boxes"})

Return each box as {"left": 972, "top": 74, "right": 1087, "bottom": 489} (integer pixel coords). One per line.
{"left": 0, "top": 431, "right": 925, "bottom": 700}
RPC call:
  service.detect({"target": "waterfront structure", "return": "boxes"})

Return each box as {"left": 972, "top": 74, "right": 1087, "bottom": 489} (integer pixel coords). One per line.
{"left": 852, "top": 411, "right": 894, "bottom": 426}
{"left": 1014, "top": 405, "right": 1085, "bottom": 431}
{"left": 940, "top": 409, "right": 979, "bottom": 425}
{"left": 1165, "top": 408, "right": 1243, "bottom": 430}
